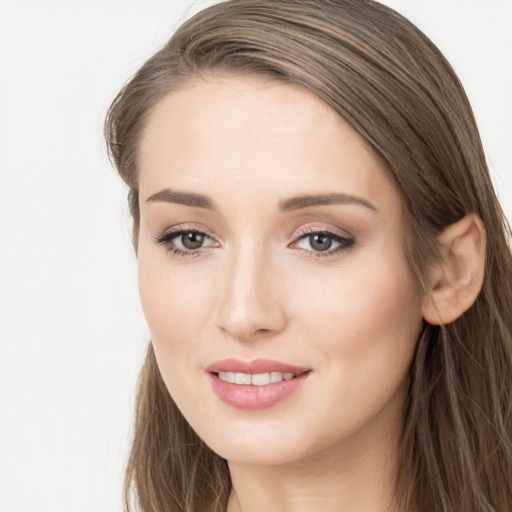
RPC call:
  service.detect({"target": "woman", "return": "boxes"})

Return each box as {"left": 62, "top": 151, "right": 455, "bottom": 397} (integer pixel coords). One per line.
{"left": 105, "top": 1, "right": 512, "bottom": 510}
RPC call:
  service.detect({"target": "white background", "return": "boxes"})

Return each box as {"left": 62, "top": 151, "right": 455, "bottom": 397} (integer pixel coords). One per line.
{"left": 0, "top": 1, "right": 510, "bottom": 511}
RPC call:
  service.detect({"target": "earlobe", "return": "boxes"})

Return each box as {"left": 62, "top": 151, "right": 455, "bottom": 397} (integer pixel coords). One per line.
{"left": 422, "top": 214, "right": 486, "bottom": 325}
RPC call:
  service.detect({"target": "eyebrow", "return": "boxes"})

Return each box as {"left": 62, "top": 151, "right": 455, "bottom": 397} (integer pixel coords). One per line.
{"left": 146, "top": 189, "right": 215, "bottom": 209}
{"left": 279, "top": 193, "right": 378, "bottom": 212}
{"left": 145, "top": 188, "right": 377, "bottom": 213}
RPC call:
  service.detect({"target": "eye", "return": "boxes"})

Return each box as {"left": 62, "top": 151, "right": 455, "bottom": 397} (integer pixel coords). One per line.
{"left": 175, "top": 231, "right": 209, "bottom": 251}
{"left": 155, "top": 228, "right": 216, "bottom": 256}
{"left": 292, "top": 229, "right": 354, "bottom": 256}
{"left": 299, "top": 233, "right": 336, "bottom": 252}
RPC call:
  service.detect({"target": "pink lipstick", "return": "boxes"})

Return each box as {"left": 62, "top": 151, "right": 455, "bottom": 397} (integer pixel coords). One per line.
{"left": 206, "top": 358, "right": 311, "bottom": 410}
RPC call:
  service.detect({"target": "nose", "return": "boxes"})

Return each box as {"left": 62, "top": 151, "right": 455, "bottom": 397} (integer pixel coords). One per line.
{"left": 215, "top": 244, "right": 288, "bottom": 342}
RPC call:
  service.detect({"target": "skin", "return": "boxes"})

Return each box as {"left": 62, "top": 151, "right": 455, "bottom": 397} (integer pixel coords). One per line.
{"left": 137, "top": 76, "right": 426, "bottom": 512}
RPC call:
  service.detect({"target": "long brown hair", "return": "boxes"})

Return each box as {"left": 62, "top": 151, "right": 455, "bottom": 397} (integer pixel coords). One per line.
{"left": 105, "top": 1, "right": 512, "bottom": 510}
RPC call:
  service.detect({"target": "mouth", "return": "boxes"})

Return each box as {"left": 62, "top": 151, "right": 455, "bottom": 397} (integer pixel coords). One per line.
{"left": 206, "top": 358, "right": 311, "bottom": 410}
{"left": 216, "top": 370, "right": 297, "bottom": 386}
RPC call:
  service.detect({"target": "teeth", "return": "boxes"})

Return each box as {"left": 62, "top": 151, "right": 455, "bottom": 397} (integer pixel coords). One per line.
{"left": 219, "top": 371, "right": 235, "bottom": 383}
{"left": 251, "top": 373, "right": 270, "bottom": 386}
{"left": 235, "top": 372, "right": 252, "bottom": 385}
{"left": 270, "top": 371, "right": 282, "bottom": 383}
{"left": 218, "top": 371, "right": 296, "bottom": 386}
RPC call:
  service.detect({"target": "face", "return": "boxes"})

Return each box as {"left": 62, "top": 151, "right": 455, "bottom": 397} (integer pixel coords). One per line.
{"left": 137, "top": 76, "right": 425, "bottom": 467}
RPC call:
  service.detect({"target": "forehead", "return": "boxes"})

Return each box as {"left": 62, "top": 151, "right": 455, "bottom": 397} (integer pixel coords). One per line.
{"left": 138, "top": 75, "right": 399, "bottom": 215}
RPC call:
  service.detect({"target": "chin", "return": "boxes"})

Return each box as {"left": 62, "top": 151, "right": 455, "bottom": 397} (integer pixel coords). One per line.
{"left": 209, "top": 438, "right": 303, "bottom": 466}
{"left": 186, "top": 414, "right": 303, "bottom": 464}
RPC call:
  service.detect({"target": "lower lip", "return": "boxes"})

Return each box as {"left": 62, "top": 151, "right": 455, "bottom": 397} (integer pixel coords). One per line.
{"left": 208, "top": 372, "right": 310, "bottom": 410}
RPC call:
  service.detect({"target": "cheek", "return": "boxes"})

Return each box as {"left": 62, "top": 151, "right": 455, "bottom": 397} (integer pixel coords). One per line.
{"left": 286, "top": 257, "right": 423, "bottom": 442}
{"left": 293, "top": 253, "right": 424, "bottom": 390}
{"left": 136, "top": 252, "right": 215, "bottom": 372}
{"left": 137, "top": 254, "right": 216, "bottom": 411}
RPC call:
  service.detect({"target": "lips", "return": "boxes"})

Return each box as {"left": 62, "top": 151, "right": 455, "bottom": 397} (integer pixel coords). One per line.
{"left": 206, "top": 358, "right": 311, "bottom": 410}
{"left": 207, "top": 358, "right": 309, "bottom": 375}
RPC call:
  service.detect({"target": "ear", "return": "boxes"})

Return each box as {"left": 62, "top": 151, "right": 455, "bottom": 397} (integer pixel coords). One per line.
{"left": 422, "top": 214, "right": 486, "bottom": 325}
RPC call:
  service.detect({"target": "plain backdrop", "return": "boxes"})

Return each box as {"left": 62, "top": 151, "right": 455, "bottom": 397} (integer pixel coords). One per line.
{"left": 0, "top": 1, "right": 510, "bottom": 511}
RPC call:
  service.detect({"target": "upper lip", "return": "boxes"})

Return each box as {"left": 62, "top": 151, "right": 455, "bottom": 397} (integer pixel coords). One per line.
{"left": 206, "top": 358, "right": 310, "bottom": 375}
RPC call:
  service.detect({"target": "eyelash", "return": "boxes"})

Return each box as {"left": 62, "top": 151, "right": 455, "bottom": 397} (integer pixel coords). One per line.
{"left": 292, "top": 227, "right": 355, "bottom": 258}
{"left": 154, "top": 226, "right": 355, "bottom": 259}
{"left": 154, "top": 227, "right": 215, "bottom": 258}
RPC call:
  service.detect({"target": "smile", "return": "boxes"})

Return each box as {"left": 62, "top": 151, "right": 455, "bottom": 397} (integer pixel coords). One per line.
{"left": 217, "top": 371, "right": 296, "bottom": 386}
{"left": 206, "top": 358, "right": 311, "bottom": 410}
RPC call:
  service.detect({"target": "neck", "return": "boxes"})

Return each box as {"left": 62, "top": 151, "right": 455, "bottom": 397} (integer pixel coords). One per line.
{"left": 226, "top": 424, "right": 402, "bottom": 512}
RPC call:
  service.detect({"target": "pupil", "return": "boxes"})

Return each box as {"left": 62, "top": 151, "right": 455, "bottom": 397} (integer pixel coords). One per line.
{"left": 182, "top": 232, "right": 204, "bottom": 250}
{"left": 310, "top": 233, "right": 332, "bottom": 251}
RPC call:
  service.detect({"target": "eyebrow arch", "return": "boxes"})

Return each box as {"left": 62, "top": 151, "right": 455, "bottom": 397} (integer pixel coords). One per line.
{"left": 279, "top": 193, "right": 378, "bottom": 212}
{"left": 146, "top": 188, "right": 215, "bottom": 209}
